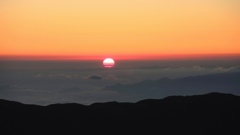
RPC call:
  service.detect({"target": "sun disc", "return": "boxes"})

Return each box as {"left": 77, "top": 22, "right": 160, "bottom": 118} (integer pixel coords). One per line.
{"left": 103, "top": 58, "right": 115, "bottom": 68}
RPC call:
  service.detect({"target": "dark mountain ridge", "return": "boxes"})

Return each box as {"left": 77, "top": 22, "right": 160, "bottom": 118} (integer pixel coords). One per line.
{"left": 103, "top": 72, "right": 240, "bottom": 101}
{"left": 1, "top": 92, "right": 240, "bottom": 135}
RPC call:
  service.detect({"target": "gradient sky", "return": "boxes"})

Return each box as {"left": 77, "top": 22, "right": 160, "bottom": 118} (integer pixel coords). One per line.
{"left": 0, "top": 0, "right": 240, "bottom": 59}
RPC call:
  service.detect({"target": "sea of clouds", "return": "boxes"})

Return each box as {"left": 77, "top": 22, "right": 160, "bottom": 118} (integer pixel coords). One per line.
{"left": 0, "top": 59, "right": 239, "bottom": 105}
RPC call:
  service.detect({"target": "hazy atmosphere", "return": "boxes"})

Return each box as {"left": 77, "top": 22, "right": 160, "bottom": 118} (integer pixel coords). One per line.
{"left": 1, "top": 0, "right": 240, "bottom": 105}
{"left": 1, "top": 0, "right": 240, "bottom": 58}
{"left": 1, "top": 1, "right": 240, "bottom": 134}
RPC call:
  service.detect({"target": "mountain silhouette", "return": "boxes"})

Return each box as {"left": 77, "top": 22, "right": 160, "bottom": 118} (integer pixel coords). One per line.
{"left": 1, "top": 92, "right": 240, "bottom": 135}
{"left": 103, "top": 72, "right": 240, "bottom": 101}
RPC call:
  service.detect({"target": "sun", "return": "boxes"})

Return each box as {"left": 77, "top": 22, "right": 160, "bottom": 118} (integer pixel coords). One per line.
{"left": 103, "top": 58, "right": 115, "bottom": 68}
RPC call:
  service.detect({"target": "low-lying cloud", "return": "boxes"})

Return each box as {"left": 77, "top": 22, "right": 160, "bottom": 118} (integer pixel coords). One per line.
{"left": 88, "top": 75, "right": 102, "bottom": 80}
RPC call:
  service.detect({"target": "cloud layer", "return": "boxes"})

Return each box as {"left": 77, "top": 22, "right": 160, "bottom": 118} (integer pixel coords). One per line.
{"left": 0, "top": 60, "right": 239, "bottom": 105}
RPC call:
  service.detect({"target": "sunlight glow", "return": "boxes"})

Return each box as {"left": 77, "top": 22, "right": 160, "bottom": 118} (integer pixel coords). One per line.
{"left": 103, "top": 58, "right": 115, "bottom": 68}
{"left": 0, "top": 0, "right": 239, "bottom": 59}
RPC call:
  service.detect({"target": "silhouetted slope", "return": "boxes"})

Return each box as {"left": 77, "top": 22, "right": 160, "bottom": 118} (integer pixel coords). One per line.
{"left": 1, "top": 93, "right": 240, "bottom": 135}
{"left": 103, "top": 72, "right": 240, "bottom": 101}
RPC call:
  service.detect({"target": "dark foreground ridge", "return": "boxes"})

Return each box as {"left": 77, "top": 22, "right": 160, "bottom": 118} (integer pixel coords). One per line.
{"left": 1, "top": 92, "right": 240, "bottom": 135}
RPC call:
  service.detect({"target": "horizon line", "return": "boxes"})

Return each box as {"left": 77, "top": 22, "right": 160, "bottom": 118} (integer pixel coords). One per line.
{"left": 1, "top": 54, "right": 240, "bottom": 61}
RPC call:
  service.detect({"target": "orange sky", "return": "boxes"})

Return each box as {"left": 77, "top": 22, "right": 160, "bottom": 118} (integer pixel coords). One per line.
{"left": 0, "top": 0, "right": 240, "bottom": 60}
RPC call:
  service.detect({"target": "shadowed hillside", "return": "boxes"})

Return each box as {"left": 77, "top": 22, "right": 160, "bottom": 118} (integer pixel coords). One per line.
{"left": 103, "top": 72, "right": 240, "bottom": 101}
{"left": 1, "top": 92, "right": 240, "bottom": 135}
